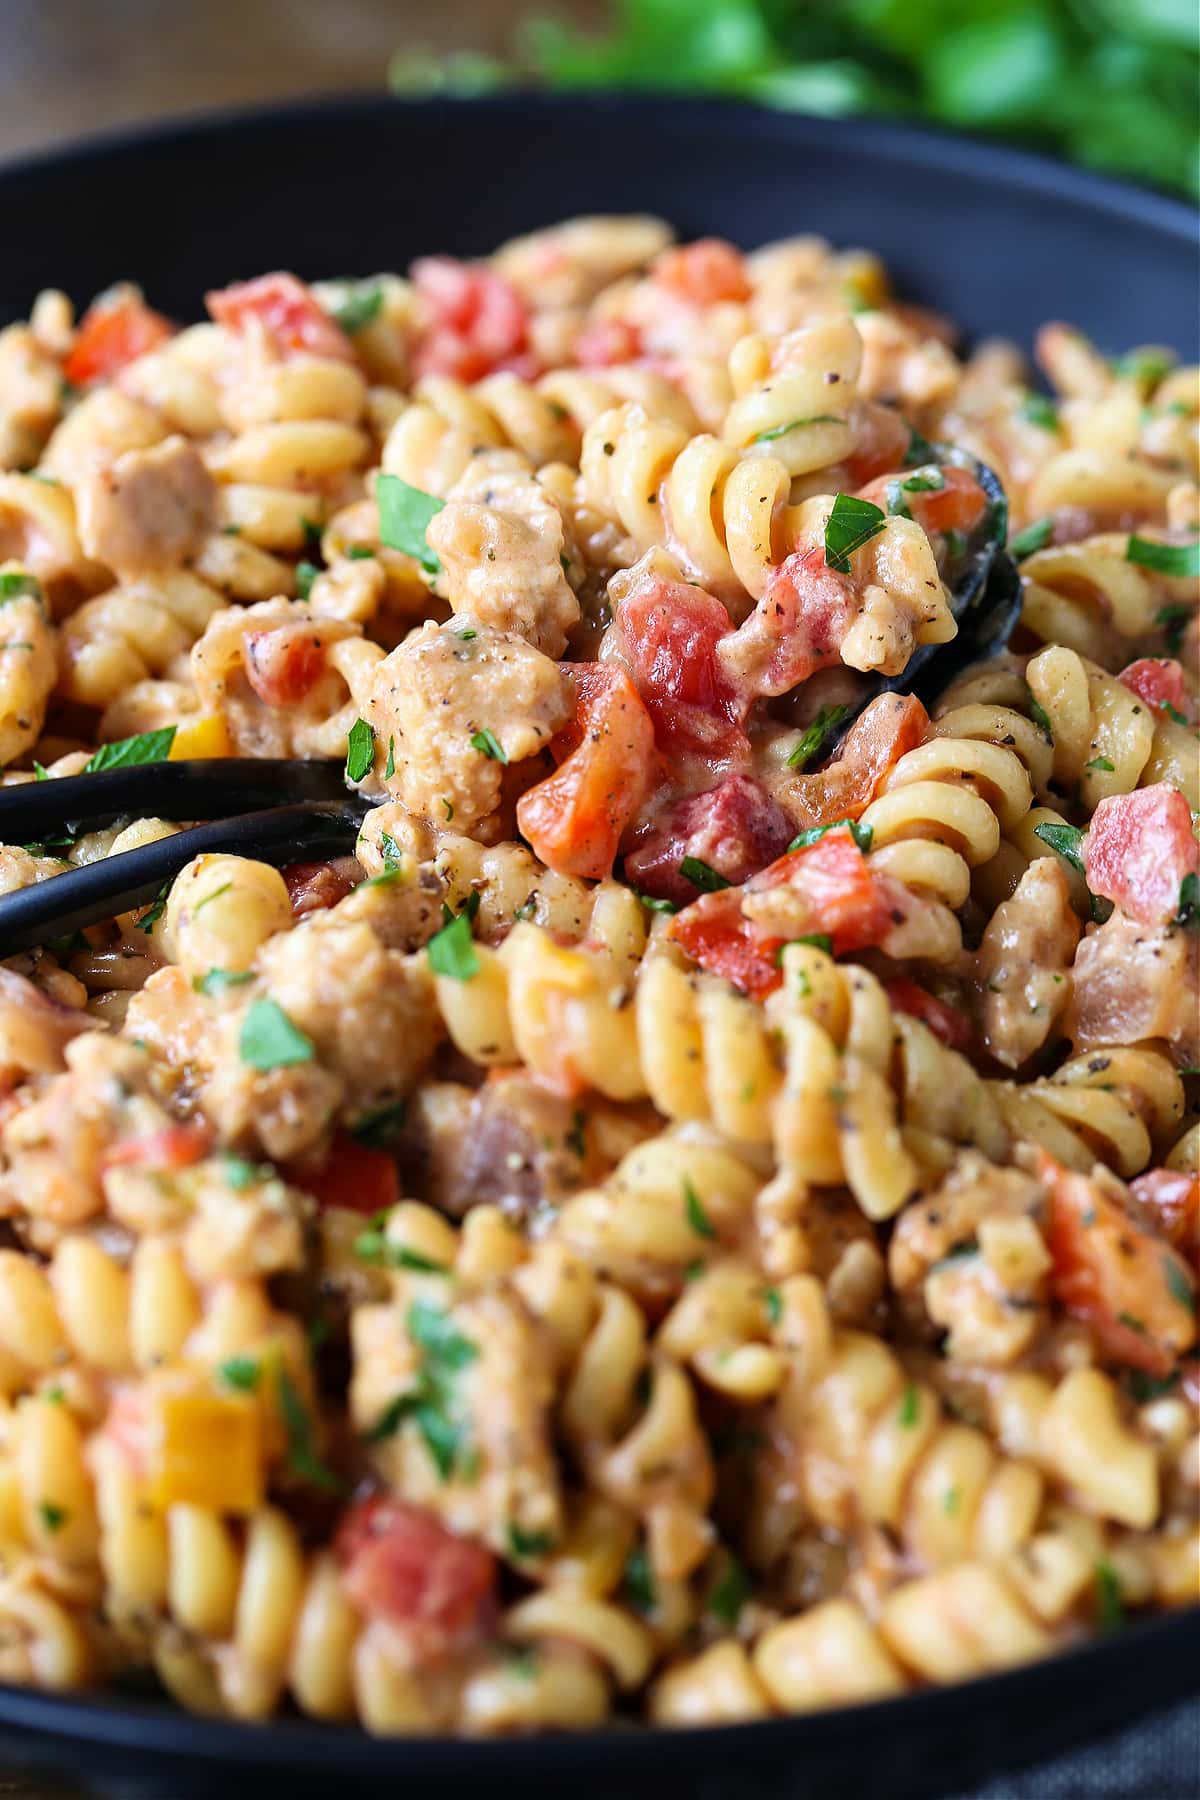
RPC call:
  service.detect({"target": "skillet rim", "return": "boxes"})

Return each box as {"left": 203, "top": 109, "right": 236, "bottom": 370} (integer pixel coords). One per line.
{"left": 0, "top": 87, "right": 1194, "bottom": 1776}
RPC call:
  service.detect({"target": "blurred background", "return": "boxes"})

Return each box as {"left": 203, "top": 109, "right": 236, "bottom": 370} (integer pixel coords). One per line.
{"left": 1, "top": 0, "right": 1196, "bottom": 196}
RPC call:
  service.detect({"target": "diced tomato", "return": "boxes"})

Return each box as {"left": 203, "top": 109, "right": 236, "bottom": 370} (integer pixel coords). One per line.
{"left": 517, "top": 666, "right": 655, "bottom": 881}
{"left": 786, "top": 693, "right": 929, "bottom": 831}
{"left": 614, "top": 570, "right": 747, "bottom": 765}
{"left": 64, "top": 294, "right": 174, "bottom": 387}
{"left": 843, "top": 403, "right": 912, "bottom": 487}
{"left": 288, "top": 1135, "right": 399, "bottom": 1215}
{"left": 653, "top": 239, "right": 752, "bottom": 306}
{"left": 242, "top": 625, "right": 326, "bottom": 708}
{"left": 669, "top": 828, "right": 896, "bottom": 997}
{"left": 885, "top": 976, "right": 973, "bottom": 1053}
{"left": 205, "top": 272, "right": 353, "bottom": 361}
{"left": 718, "top": 545, "right": 854, "bottom": 701}
{"left": 411, "top": 257, "right": 531, "bottom": 382}
{"left": 1084, "top": 784, "right": 1198, "bottom": 928}
{"left": 1129, "top": 1168, "right": 1200, "bottom": 1267}
{"left": 102, "top": 1123, "right": 213, "bottom": 1172}
{"left": 574, "top": 318, "right": 643, "bottom": 368}
{"left": 282, "top": 859, "right": 359, "bottom": 917}
{"left": 1042, "top": 1150, "right": 1196, "bottom": 1377}
{"left": 856, "top": 463, "right": 987, "bottom": 538}
{"left": 624, "top": 775, "right": 793, "bottom": 905}
{"left": 1119, "top": 658, "right": 1193, "bottom": 722}
{"left": 336, "top": 1497, "right": 497, "bottom": 1665}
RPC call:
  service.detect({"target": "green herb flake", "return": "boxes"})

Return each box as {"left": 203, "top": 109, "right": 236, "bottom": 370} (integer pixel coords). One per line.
{"left": 137, "top": 882, "right": 170, "bottom": 935}
{"left": 345, "top": 717, "right": 375, "bottom": 782}
{"left": 295, "top": 559, "right": 320, "bottom": 600}
{"left": 904, "top": 426, "right": 936, "bottom": 467}
{"left": 683, "top": 1177, "right": 717, "bottom": 1240}
{"left": 299, "top": 516, "right": 322, "bottom": 551}
{"left": 786, "top": 703, "right": 850, "bottom": 770}
{"left": 277, "top": 1367, "right": 346, "bottom": 1494}
{"left": 622, "top": 1546, "right": 656, "bottom": 1613}
{"left": 352, "top": 1098, "right": 407, "bottom": 1148}
{"left": 332, "top": 282, "right": 384, "bottom": 335}
{"left": 679, "top": 855, "right": 731, "bottom": 893}
{"left": 1165, "top": 1255, "right": 1196, "bottom": 1314}
{"left": 942, "top": 1485, "right": 960, "bottom": 1516}
{"left": 348, "top": 543, "right": 375, "bottom": 560}
{"left": 193, "top": 880, "right": 233, "bottom": 914}
{"left": 469, "top": 727, "right": 508, "bottom": 763}
{"left": 1019, "top": 392, "right": 1059, "bottom": 432}
{"left": 427, "top": 908, "right": 479, "bottom": 981}
{"left": 218, "top": 1354, "right": 261, "bottom": 1392}
{"left": 793, "top": 932, "right": 834, "bottom": 955}
{"left": 762, "top": 1286, "right": 782, "bottom": 1327}
{"left": 901, "top": 464, "right": 946, "bottom": 493}
{"left": 193, "top": 967, "right": 254, "bottom": 997}
{"left": 376, "top": 472, "right": 445, "bottom": 576}
{"left": 1094, "top": 1559, "right": 1124, "bottom": 1633}
{"left": 753, "top": 413, "right": 841, "bottom": 443}
{"left": 1126, "top": 535, "right": 1200, "bottom": 578}
{"left": 1161, "top": 700, "right": 1189, "bottom": 727}
{"left": 636, "top": 891, "right": 680, "bottom": 915}
{"left": 1085, "top": 756, "right": 1115, "bottom": 772}
{"left": 566, "top": 1108, "right": 587, "bottom": 1158}
{"left": 506, "top": 1523, "right": 555, "bottom": 1561}
{"left": 1123, "top": 1368, "right": 1180, "bottom": 1403}
{"left": 823, "top": 492, "right": 887, "bottom": 573}
{"left": 221, "top": 1152, "right": 267, "bottom": 1192}
{"left": 1027, "top": 693, "right": 1054, "bottom": 742}
{"left": 239, "top": 997, "right": 315, "bottom": 1071}
{"left": 1009, "top": 517, "right": 1054, "bottom": 560}
{"left": 384, "top": 734, "right": 396, "bottom": 780}
{"left": 898, "top": 1382, "right": 920, "bottom": 1427}
{"left": 708, "top": 1556, "right": 752, "bottom": 1627}
{"left": 1176, "top": 873, "right": 1199, "bottom": 934}
{"left": 32, "top": 761, "right": 48, "bottom": 781}
{"left": 787, "top": 817, "right": 873, "bottom": 854}
{"left": 84, "top": 726, "right": 176, "bottom": 773}
{"left": 0, "top": 571, "right": 44, "bottom": 606}
{"left": 37, "top": 1501, "right": 68, "bottom": 1533}
{"left": 1033, "top": 820, "right": 1087, "bottom": 879}
{"left": 1155, "top": 603, "right": 1190, "bottom": 655}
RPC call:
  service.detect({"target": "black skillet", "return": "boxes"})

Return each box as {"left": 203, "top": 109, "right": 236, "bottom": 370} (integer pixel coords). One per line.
{"left": 0, "top": 93, "right": 1195, "bottom": 1800}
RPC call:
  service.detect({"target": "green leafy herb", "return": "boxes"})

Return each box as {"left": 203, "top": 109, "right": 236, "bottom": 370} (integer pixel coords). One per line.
{"left": 37, "top": 1501, "right": 67, "bottom": 1532}
{"left": 427, "top": 908, "right": 479, "bottom": 981}
{"left": 1126, "top": 535, "right": 1200, "bottom": 578}
{"left": 1085, "top": 756, "right": 1115, "bottom": 772}
{"left": 348, "top": 543, "right": 375, "bottom": 560}
{"left": 222, "top": 522, "right": 243, "bottom": 536}
{"left": 193, "top": 881, "right": 233, "bottom": 915}
{"left": 332, "top": 282, "right": 384, "bottom": 334}
{"left": 379, "top": 830, "right": 403, "bottom": 872}
{"left": 1113, "top": 348, "right": 1173, "bottom": 390}
{"left": 792, "top": 932, "right": 833, "bottom": 955}
{"left": 823, "top": 492, "right": 886, "bottom": 572}
{"left": 218, "top": 1355, "right": 261, "bottom": 1392}
{"left": 32, "top": 761, "right": 47, "bottom": 781}
{"left": 301, "top": 516, "right": 323, "bottom": 551}
{"left": 708, "top": 1556, "right": 752, "bottom": 1626}
{"left": 277, "top": 1367, "right": 346, "bottom": 1494}
{"left": 506, "top": 1523, "right": 556, "bottom": 1560}
{"left": 351, "top": 1099, "right": 407, "bottom": 1148}
{"left": 1162, "top": 700, "right": 1189, "bottom": 727}
{"left": 469, "top": 727, "right": 508, "bottom": 763}
{"left": 566, "top": 1108, "right": 587, "bottom": 1158}
{"left": 942, "top": 1485, "right": 960, "bottom": 1516}
{"left": 1155, "top": 603, "right": 1191, "bottom": 655}
{"left": 1009, "top": 517, "right": 1054, "bottom": 560}
{"left": 1176, "top": 873, "right": 1199, "bottom": 933}
{"left": 636, "top": 891, "right": 680, "bottom": 915}
{"left": 786, "top": 703, "right": 850, "bottom": 770}
{"left": 622, "top": 1546, "right": 656, "bottom": 1614}
{"left": 137, "top": 882, "right": 170, "bottom": 934}
{"left": 1165, "top": 1254, "right": 1196, "bottom": 1313}
{"left": 1033, "top": 820, "right": 1086, "bottom": 878}
{"left": 0, "top": 571, "right": 43, "bottom": 605}
{"left": 221, "top": 1152, "right": 266, "bottom": 1191}
{"left": 904, "top": 426, "right": 936, "bottom": 466}
{"left": 679, "top": 855, "right": 730, "bottom": 892}
{"left": 787, "top": 817, "right": 873, "bottom": 853}
{"left": 193, "top": 967, "right": 254, "bottom": 997}
{"left": 384, "top": 734, "right": 396, "bottom": 780}
{"left": 1117, "top": 1311, "right": 1147, "bottom": 1336}
{"left": 898, "top": 1382, "right": 920, "bottom": 1427}
{"left": 239, "top": 998, "right": 315, "bottom": 1071}
{"left": 391, "top": 1301, "right": 481, "bottom": 1480}
{"left": 1123, "top": 1368, "right": 1180, "bottom": 1403}
{"left": 900, "top": 464, "right": 945, "bottom": 493}
{"left": 753, "top": 413, "right": 841, "bottom": 443}
{"left": 1094, "top": 1559, "right": 1124, "bottom": 1633}
{"left": 1027, "top": 693, "right": 1054, "bottom": 741}
{"left": 683, "top": 1177, "right": 717, "bottom": 1239}
{"left": 1019, "top": 392, "right": 1059, "bottom": 431}
{"left": 295, "top": 559, "right": 320, "bottom": 600}
{"left": 762, "top": 1286, "right": 781, "bottom": 1327}
{"left": 345, "top": 717, "right": 375, "bottom": 782}
{"left": 376, "top": 472, "right": 445, "bottom": 576}
{"left": 84, "top": 726, "right": 176, "bottom": 773}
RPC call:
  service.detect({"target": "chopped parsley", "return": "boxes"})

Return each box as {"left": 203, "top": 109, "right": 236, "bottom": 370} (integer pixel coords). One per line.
{"left": 351, "top": 1099, "right": 408, "bottom": 1148}
{"left": 277, "top": 1370, "right": 346, "bottom": 1495}
{"left": 1033, "top": 820, "right": 1086, "bottom": 878}
{"left": 506, "top": 1523, "right": 555, "bottom": 1560}
{"left": 904, "top": 426, "right": 937, "bottom": 466}
{"left": 1155, "top": 603, "right": 1190, "bottom": 655}
{"left": 332, "top": 282, "right": 384, "bottom": 334}
{"left": 295, "top": 559, "right": 320, "bottom": 600}
{"left": 1175, "top": 873, "right": 1199, "bottom": 934}
{"left": 787, "top": 703, "right": 850, "bottom": 770}
{"left": 136, "top": 882, "right": 170, "bottom": 934}
{"left": 1027, "top": 694, "right": 1054, "bottom": 741}
{"left": 1085, "top": 756, "right": 1115, "bottom": 773}
{"left": 787, "top": 817, "right": 872, "bottom": 854}
{"left": 1019, "top": 392, "right": 1059, "bottom": 431}
{"left": 1126, "top": 535, "right": 1200, "bottom": 578}
{"left": 84, "top": 726, "right": 176, "bottom": 772}
{"left": 376, "top": 472, "right": 445, "bottom": 576}
{"left": 221, "top": 1152, "right": 267, "bottom": 1191}
{"left": 379, "top": 830, "right": 403, "bottom": 872}
{"left": 679, "top": 855, "right": 730, "bottom": 893}
{"left": 1161, "top": 700, "right": 1189, "bottom": 727}
{"left": 708, "top": 1556, "right": 751, "bottom": 1626}
{"left": 218, "top": 1355, "right": 261, "bottom": 1392}
{"left": 622, "top": 1546, "right": 656, "bottom": 1613}
{"left": 1009, "top": 517, "right": 1054, "bottom": 560}
{"left": 469, "top": 727, "right": 507, "bottom": 763}
{"left": 566, "top": 1109, "right": 587, "bottom": 1158}
{"left": 790, "top": 932, "right": 834, "bottom": 956}
{"left": 898, "top": 1382, "right": 920, "bottom": 1427}
{"left": 762, "top": 1286, "right": 781, "bottom": 1327}
{"left": 635, "top": 891, "right": 680, "bottom": 915}
{"left": 370, "top": 1302, "right": 480, "bottom": 1480}
{"left": 345, "top": 717, "right": 375, "bottom": 782}
{"left": 239, "top": 998, "right": 315, "bottom": 1071}
{"left": 942, "top": 1485, "right": 960, "bottom": 1516}
{"left": 384, "top": 734, "right": 396, "bottom": 780}
{"left": 427, "top": 907, "right": 479, "bottom": 981}
{"left": 899, "top": 464, "right": 945, "bottom": 493}
{"left": 193, "top": 967, "right": 254, "bottom": 996}
{"left": 37, "top": 1501, "right": 67, "bottom": 1533}
{"left": 0, "top": 571, "right": 44, "bottom": 606}
{"left": 1094, "top": 1558, "right": 1124, "bottom": 1633}
{"left": 301, "top": 516, "right": 323, "bottom": 551}
{"left": 823, "top": 492, "right": 886, "bottom": 573}
{"left": 753, "top": 413, "right": 841, "bottom": 443}
{"left": 683, "top": 1177, "right": 717, "bottom": 1239}
{"left": 1164, "top": 1254, "right": 1195, "bottom": 1313}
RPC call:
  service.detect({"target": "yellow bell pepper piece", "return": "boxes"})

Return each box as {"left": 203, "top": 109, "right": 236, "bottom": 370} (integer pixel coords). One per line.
{"left": 147, "top": 1385, "right": 262, "bottom": 1514}
{"left": 169, "top": 714, "right": 231, "bottom": 760}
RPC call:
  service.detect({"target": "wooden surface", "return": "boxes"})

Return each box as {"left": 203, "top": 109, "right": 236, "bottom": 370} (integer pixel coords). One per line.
{"left": 0, "top": 0, "right": 601, "bottom": 161}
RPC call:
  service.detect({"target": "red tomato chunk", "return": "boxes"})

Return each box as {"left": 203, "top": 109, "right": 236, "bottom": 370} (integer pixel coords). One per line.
{"left": 102, "top": 1124, "right": 213, "bottom": 1172}
{"left": 1118, "top": 658, "right": 1192, "bottom": 721}
{"left": 574, "top": 318, "right": 643, "bottom": 368}
{"left": 336, "top": 1497, "right": 497, "bottom": 1665}
{"left": 615, "top": 570, "right": 747, "bottom": 765}
{"left": 517, "top": 665, "right": 655, "bottom": 881}
{"left": 206, "top": 272, "right": 353, "bottom": 362}
{"left": 624, "top": 776, "right": 794, "bottom": 906}
{"left": 653, "top": 239, "right": 752, "bottom": 306}
{"left": 855, "top": 464, "right": 988, "bottom": 538}
{"left": 1083, "top": 784, "right": 1198, "bottom": 928}
{"left": 65, "top": 295, "right": 174, "bottom": 386}
{"left": 885, "top": 977, "right": 973, "bottom": 1053}
{"left": 242, "top": 626, "right": 327, "bottom": 708}
{"left": 288, "top": 1135, "right": 399, "bottom": 1215}
{"left": 411, "top": 257, "right": 531, "bottom": 382}
{"left": 718, "top": 545, "right": 855, "bottom": 700}
{"left": 786, "top": 693, "right": 929, "bottom": 831}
